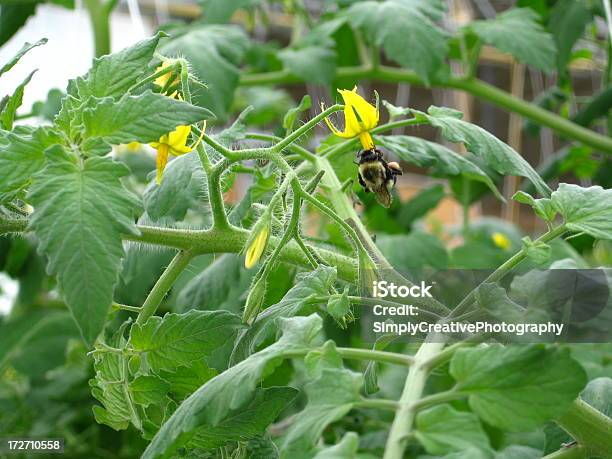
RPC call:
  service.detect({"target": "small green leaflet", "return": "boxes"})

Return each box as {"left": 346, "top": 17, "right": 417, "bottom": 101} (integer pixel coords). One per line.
{"left": 75, "top": 33, "right": 163, "bottom": 99}
{"left": 129, "top": 309, "right": 243, "bottom": 371}
{"left": 415, "top": 404, "right": 490, "bottom": 455}
{"left": 1, "top": 70, "right": 36, "bottom": 130}
{"left": 28, "top": 147, "right": 141, "bottom": 344}
{"left": 512, "top": 191, "right": 556, "bottom": 223}
{"left": 551, "top": 184, "right": 612, "bottom": 240}
{"left": 0, "top": 127, "right": 61, "bottom": 193}
{"left": 468, "top": 8, "right": 557, "bottom": 73}
{"left": 283, "top": 94, "right": 312, "bottom": 133}
{"left": 91, "top": 348, "right": 135, "bottom": 431}
{"left": 450, "top": 344, "right": 587, "bottom": 431}
{"left": 313, "top": 432, "right": 360, "bottom": 458}
{"left": 280, "top": 342, "right": 363, "bottom": 456}
{"left": 188, "top": 387, "right": 297, "bottom": 451}
{"left": 347, "top": 0, "right": 448, "bottom": 84}
{"left": 377, "top": 135, "right": 503, "bottom": 200}
{"left": 129, "top": 375, "right": 170, "bottom": 407}
{"left": 142, "top": 314, "right": 324, "bottom": 458}
{"left": 82, "top": 91, "right": 214, "bottom": 145}
{"left": 413, "top": 106, "right": 551, "bottom": 197}
{"left": 0, "top": 38, "right": 47, "bottom": 77}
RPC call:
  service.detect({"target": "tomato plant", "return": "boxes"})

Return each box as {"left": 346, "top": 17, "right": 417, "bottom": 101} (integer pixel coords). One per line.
{"left": 1, "top": 1, "right": 612, "bottom": 458}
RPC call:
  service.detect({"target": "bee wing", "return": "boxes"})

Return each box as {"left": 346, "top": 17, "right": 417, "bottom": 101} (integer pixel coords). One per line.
{"left": 373, "top": 185, "right": 392, "bottom": 208}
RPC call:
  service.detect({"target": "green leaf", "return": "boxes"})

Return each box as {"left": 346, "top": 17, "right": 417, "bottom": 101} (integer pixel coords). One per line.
{"left": 548, "top": 0, "right": 592, "bottom": 72}
{"left": 75, "top": 33, "right": 162, "bottom": 99}
{"left": 176, "top": 254, "right": 254, "bottom": 314}
{"left": 281, "top": 342, "right": 363, "bottom": 455}
{"left": 551, "top": 184, "right": 612, "bottom": 240}
{"left": 468, "top": 8, "right": 557, "bottom": 72}
{"left": 158, "top": 361, "right": 217, "bottom": 402}
{"left": 283, "top": 94, "right": 312, "bottom": 134}
{"left": 415, "top": 106, "right": 551, "bottom": 197}
{"left": 129, "top": 310, "right": 243, "bottom": 372}
{"left": 28, "top": 149, "right": 140, "bottom": 344}
{"left": 377, "top": 135, "right": 502, "bottom": 200}
{"left": 376, "top": 231, "right": 448, "bottom": 277}
{"left": 347, "top": 0, "right": 448, "bottom": 83}
{"left": 231, "top": 266, "right": 336, "bottom": 363}
{"left": 450, "top": 344, "right": 587, "bottom": 431}
{"left": 188, "top": 387, "right": 297, "bottom": 450}
{"left": 278, "top": 45, "right": 337, "bottom": 85}
{"left": 0, "top": 127, "right": 61, "bottom": 193}
{"left": 161, "top": 24, "right": 249, "bottom": 122}
{"left": 82, "top": 91, "right": 214, "bottom": 145}
{"left": 1, "top": 70, "right": 36, "bottom": 130}
{"left": 142, "top": 314, "right": 324, "bottom": 458}
{"left": 512, "top": 191, "right": 556, "bottom": 222}
{"left": 91, "top": 340, "right": 135, "bottom": 431}
{"left": 313, "top": 432, "right": 360, "bottom": 459}
{"left": 129, "top": 375, "right": 170, "bottom": 407}
{"left": 0, "top": 38, "right": 47, "bottom": 77}
{"left": 326, "top": 286, "right": 352, "bottom": 328}
{"left": 415, "top": 404, "right": 491, "bottom": 455}
{"left": 383, "top": 99, "right": 413, "bottom": 121}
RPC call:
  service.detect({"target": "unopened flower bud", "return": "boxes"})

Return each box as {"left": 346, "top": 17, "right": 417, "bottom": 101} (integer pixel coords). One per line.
{"left": 244, "top": 216, "right": 271, "bottom": 269}
{"left": 243, "top": 275, "right": 267, "bottom": 324}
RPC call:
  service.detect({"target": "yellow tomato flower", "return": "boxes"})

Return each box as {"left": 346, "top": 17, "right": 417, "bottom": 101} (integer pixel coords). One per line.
{"left": 324, "top": 86, "right": 379, "bottom": 150}
{"left": 245, "top": 225, "right": 270, "bottom": 269}
{"left": 492, "top": 232, "right": 511, "bottom": 250}
{"left": 150, "top": 123, "right": 205, "bottom": 184}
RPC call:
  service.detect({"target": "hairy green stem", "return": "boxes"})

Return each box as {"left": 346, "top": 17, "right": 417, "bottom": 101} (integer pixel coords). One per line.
{"left": 542, "top": 446, "right": 587, "bottom": 459}
{"left": 83, "top": 0, "right": 117, "bottom": 57}
{"left": 336, "top": 347, "right": 414, "bottom": 366}
{"left": 409, "top": 388, "right": 463, "bottom": 412}
{"left": 355, "top": 398, "right": 400, "bottom": 412}
{"left": 384, "top": 341, "right": 446, "bottom": 459}
{"left": 136, "top": 250, "right": 194, "bottom": 325}
{"left": 240, "top": 66, "right": 612, "bottom": 154}
{"left": 555, "top": 399, "right": 612, "bottom": 458}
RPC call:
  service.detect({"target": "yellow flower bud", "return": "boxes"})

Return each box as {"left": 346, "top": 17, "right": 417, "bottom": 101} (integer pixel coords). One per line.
{"left": 244, "top": 224, "right": 270, "bottom": 269}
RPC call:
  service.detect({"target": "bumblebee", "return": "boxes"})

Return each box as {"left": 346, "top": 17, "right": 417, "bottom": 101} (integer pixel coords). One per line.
{"left": 357, "top": 148, "right": 402, "bottom": 208}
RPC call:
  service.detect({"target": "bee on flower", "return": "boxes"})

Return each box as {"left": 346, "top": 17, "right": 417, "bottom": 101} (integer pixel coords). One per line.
{"left": 323, "top": 87, "right": 402, "bottom": 207}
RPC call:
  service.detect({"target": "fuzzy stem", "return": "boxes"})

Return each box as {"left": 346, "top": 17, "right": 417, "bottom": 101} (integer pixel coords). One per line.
{"left": 136, "top": 250, "right": 194, "bottom": 325}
